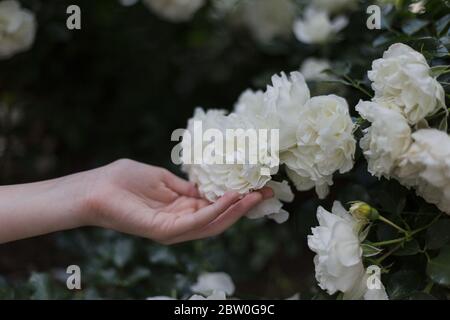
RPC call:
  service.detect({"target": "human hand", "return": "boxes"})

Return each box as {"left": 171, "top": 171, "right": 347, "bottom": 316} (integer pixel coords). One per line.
{"left": 81, "top": 159, "right": 273, "bottom": 244}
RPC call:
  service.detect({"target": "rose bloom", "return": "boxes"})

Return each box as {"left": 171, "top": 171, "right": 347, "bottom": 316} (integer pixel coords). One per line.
{"left": 356, "top": 100, "right": 412, "bottom": 179}
{"left": 308, "top": 201, "right": 364, "bottom": 295}
{"left": 396, "top": 129, "right": 450, "bottom": 215}
{"left": 300, "top": 58, "right": 332, "bottom": 82}
{"left": 190, "top": 272, "right": 235, "bottom": 300}
{"left": 282, "top": 95, "right": 355, "bottom": 199}
{"left": 246, "top": 180, "right": 294, "bottom": 224}
{"left": 142, "top": 0, "right": 205, "bottom": 22}
{"left": 182, "top": 108, "right": 276, "bottom": 203}
{"left": 0, "top": 0, "right": 36, "bottom": 59}
{"left": 293, "top": 7, "right": 348, "bottom": 44}
{"left": 368, "top": 43, "right": 446, "bottom": 124}
{"left": 308, "top": 201, "right": 388, "bottom": 299}
{"left": 237, "top": 0, "right": 295, "bottom": 43}
{"left": 235, "top": 72, "right": 311, "bottom": 152}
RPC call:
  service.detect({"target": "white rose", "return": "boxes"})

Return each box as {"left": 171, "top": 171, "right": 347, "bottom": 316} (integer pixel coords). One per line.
{"left": 293, "top": 7, "right": 348, "bottom": 44}
{"left": 396, "top": 129, "right": 450, "bottom": 215}
{"left": 282, "top": 95, "right": 355, "bottom": 199}
{"left": 235, "top": 72, "right": 311, "bottom": 152}
{"left": 311, "top": 0, "right": 359, "bottom": 13}
{"left": 368, "top": 43, "right": 446, "bottom": 124}
{"left": 300, "top": 58, "right": 332, "bottom": 81}
{"left": 190, "top": 272, "right": 235, "bottom": 297}
{"left": 182, "top": 108, "right": 276, "bottom": 202}
{"left": 238, "top": 0, "right": 295, "bottom": 43}
{"left": 262, "top": 71, "right": 311, "bottom": 150}
{"left": 308, "top": 201, "right": 365, "bottom": 295}
{"left": 246, "top": 180, "right": 294, "bottom": 223}
{"left": 0, "top": 0, "right": 36, "bottom": 59}
{"left": 356, "top": 100, "right": 412, "bottom": 179}
{"left": 142, "top": 0, "right": 205, "bottom": 22}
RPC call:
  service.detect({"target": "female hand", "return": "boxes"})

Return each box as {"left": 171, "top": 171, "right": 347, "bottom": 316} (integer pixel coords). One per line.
{"left": 0, "top": 159, "right": 273, "bottom": 244}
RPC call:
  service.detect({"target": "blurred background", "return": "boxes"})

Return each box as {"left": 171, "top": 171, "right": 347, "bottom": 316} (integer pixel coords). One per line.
{"left": 0, "top": 0, "right": 448, "bottom": 299}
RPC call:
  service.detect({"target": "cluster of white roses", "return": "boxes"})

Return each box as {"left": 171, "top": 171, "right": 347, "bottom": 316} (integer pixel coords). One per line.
{"left": 308, "top": 201, "right": 389, "bottom": 300}
{"left": 356, "top": 43, "right": 449, "bottom": 214}
{"left": 0, "top": 0, "right": 36, "bottom": 59}
{"left": 182, "top": 71, "right": 356, "bottom": 223}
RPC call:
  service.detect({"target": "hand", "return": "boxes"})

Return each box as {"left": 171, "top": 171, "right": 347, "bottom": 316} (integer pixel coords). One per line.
{"left": 81, "top": 159, "right": 273, "bottom": 244}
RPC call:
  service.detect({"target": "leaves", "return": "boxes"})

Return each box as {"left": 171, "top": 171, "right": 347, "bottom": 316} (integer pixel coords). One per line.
{"left": 387, "top": 270, "right": 423, "bottom": 299}
{"left": 402, "top": 19, "right": 429, "bottom": 35}
{"left": 426, "top": 219, "right": 450, "bottom": 250}
{"left": 394, "top": 239, "right": 420, "bottom": 256}
{"left": 435, "top": 14, "right": 450, "bottom": 36}
{"left": 427, "top": 245, "right": 450, "bottom": 287}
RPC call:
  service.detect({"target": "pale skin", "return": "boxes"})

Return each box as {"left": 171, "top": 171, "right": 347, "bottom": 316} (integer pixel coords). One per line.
{"left": 0, "top": 159, "right": 273, "bottom": 244}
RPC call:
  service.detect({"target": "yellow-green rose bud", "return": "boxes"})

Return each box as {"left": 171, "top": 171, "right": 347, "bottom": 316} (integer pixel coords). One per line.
{"left": 349, "top": 201, "right": 379, "bottom": 221}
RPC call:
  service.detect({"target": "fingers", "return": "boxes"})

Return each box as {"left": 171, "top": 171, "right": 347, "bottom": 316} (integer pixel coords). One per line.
{"left": 195, "top": 192, "right": 264, "bottom": 238}
{"left": 161, "top": 169, "right": 200, "bottom": 198}
{"left": 166, "top": 188, "right": 272, "bottom": 244}
{"left": 169, "top": 191, "right": 242, "bottom": 236}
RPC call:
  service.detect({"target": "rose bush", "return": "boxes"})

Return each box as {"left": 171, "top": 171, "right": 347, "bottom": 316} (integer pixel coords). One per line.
{"left": 0, "top": 0, "right": 449, "bottom": 301}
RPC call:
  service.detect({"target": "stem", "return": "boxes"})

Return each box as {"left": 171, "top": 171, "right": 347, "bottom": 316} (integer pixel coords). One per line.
{"left": 411, "top": 213, "right": 443, "bottom": 237}
{"left": 378, "top": 215, "right": 409, "bottom": 235}
{"left": 343, "top": 75, "right": 373, "bottom": 98}
{"left": 370, "top": 237, "right": 405, "bottom": 247}
{"left": 376, "top": 243, "right": 403, "bottom": 264}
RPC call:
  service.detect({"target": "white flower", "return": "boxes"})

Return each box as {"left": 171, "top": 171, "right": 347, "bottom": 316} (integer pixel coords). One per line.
{"left": 190, "top": 272, "right": 235, "bottom": 300}
{"left": 0, "top": 0, "right": 36, "bottom": 59}
{"left": 282, "top": 95, "right": 356, "bottom": 199}
{"left": 308, "top": 201, "right": 364, "bottom": 295}
{"left": 368, "top": 43, "right": 446, "bottom": 124}
{"left": 356, "top": 100, "right": 412, "bottom": 179}
{"left": 311, "top": 0, "right": 359, "bottom": 13}
{"left": 300, "top": 58, "right": 332, "bottom": 81}
{"left": 142, "top": 0, "right": 205, "bottom": 22}
{"left": 246, "top": 180, "right": 294, "bottom": 223}
{"left": 182, "top": 108, "right": 276, "bottom": 202}
{"left": 396, "top": 129, "right": 450, "bottom": 215}
{"left": 235, "top": 72, "right": 311, "bottom": 151}
{"left": 262, "top": 71, "right": 311, "bottom": 150}
{"left": 238, "top": 0, "right": 295, "bottom": 43}
{"left": 293, "top": 7, "right": 348, "bottom": 44}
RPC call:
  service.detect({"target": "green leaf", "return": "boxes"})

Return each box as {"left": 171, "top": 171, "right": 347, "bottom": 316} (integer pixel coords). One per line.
{"left": 402, "top": 19, "right": 429, "bottom": 35}
{"left": 361, "top": 243, "right": 383, "bottom": 257}
{"left": 393, "top": 239, "right": 420, "bottom": 256}
{"left": 426, "top": 219, "right": 450, "bottom": 250}
{"left": 436, "top": 14, "right": 450, "bottom": 36}
{"left": 427, "top": 245, "right": 450, "bottom": 287}
{"left": 387, "top": 270, "right": 423, "bottom": 299}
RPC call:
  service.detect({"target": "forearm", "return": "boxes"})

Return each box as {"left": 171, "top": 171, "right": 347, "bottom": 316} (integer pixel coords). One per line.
{"left": 0, "top": 172, "right": 89, "bottom": 244}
